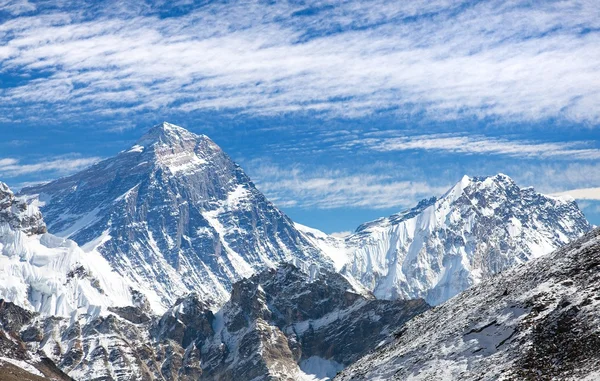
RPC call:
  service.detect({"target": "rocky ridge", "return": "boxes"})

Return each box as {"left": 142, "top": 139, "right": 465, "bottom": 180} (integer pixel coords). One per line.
{"left": 336, "top": 228, "right": 600, "bottom": 380}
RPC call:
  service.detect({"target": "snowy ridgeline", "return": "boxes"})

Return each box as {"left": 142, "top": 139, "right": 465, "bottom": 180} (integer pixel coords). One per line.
{"left": 0, "top": 182, "right": 137, "bottom": 319}
{"left": 299, "top": 173, "right": 591, "bottom": 306}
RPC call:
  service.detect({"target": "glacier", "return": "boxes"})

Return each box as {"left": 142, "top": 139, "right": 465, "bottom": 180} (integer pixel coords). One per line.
{"left": 0, "top": 182, "right": 135, "bottom": 318}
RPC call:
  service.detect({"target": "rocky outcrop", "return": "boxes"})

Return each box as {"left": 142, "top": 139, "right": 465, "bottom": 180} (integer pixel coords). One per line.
{"left": 336, "top": 228, "right": 600, "bottom": 381}
{"left": 0, "top": 264, "right": 428, "bottom": 381}
{"left": 197, "top": 264, "right": 429, "bottom": 380}
{"left": 0, "top": 182, "right": 46, "bottom": 236}
{"left": 0, "top": 300, "right": 73, "bottom": 380}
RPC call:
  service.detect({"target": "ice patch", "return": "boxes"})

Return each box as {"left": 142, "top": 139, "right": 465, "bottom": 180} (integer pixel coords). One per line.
{"left": 300, "top": 356, "right": 345, "bottom": 381}
{"left": 0, "top": 357, "right": 43, "bottom": 376}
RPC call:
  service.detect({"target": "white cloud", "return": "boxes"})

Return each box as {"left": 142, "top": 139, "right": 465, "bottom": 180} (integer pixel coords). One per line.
{"left": 0, "top": 0, "right": 36, "bottom": 16}
{"left": 249, "top": 163, "right": 448, "bottom": 210}
{"left": 0, "top": 0, "right": 599, "bottom": 122}
{"left": 330, "top": 231, "right": 352, "bottom": 238}
{"left": 356, "top": 133, "right": 600, "bottom": 160}
{"left": 0, "top": 156, "right": 101, "bottom": 177}
{"left": 552, "top": 188, "right": 600, "bottom": 200}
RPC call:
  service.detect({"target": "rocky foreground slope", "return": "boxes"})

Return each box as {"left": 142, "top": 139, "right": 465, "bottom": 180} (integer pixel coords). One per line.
{"left": 336, "top": 228, "right": 600, "bottom": 380}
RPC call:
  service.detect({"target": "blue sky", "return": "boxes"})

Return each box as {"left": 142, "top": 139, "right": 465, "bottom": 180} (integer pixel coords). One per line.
{"left": 0, "top": 0, "right": 599, "bottom": 233}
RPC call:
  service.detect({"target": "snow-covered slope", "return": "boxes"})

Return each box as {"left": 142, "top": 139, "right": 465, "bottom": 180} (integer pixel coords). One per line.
{"left": 21, "top": 122, "right": 332, "bottom": 311}
{"left": 295, "top": 223, "right": 349, "bottom": 271}
{"left": 312, "top": 174, "right": 591, "bottom": 306}
{"left": 0, "top": 182, "right": 134, "bottom": 318}
{"left": 336, "top": 227, "right": 600, "bottom": 381}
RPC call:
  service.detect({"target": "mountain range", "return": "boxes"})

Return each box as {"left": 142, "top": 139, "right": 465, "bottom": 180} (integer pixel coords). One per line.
{"left": 0, "top": 121, "right": 595, "bottom": 380}
{"left": 19, "top": 123, "right": 592, "bottom": 310}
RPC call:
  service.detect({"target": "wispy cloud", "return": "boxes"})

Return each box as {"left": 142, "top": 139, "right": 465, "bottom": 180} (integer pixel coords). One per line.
{"left": 330, "top": 231, "right": 352, "bottom": 238}
{"left": 552, "top": 188, "right": 600, "bottom": 201}
{"left": 249, "top": 163, "right": 448, "bottom": 209}
{"left": 245, "top": 157, "right": 600, "bottom": 211}
{"left": 354, "top": 133, "right": 600, "bottom": 160}
{"left": 0, "top": 0, "right": 36, "bottom": 16}
{"left": 0, "top": 156, "right": 101, "bottom": 177}
{"left": 1, "top": 0, "right": 599, "bottom": 122}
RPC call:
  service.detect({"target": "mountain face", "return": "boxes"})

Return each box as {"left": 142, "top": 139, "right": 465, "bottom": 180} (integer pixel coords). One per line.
{"left": 21, "top": 122, "right": 331, "bottom": 311}
{"left": 0, "top": 185, "right": 425, "bottom": 381}
{"left": 0, "top": 182, "right": 153, "bottom": 380}
{"left": 196, "top": 264, "right": 428, "bottom": 380}
{"left": 302, "top": 174, "right": 592, "bottom": 306}
{"left": 1, "top": 180, "right": 426, "bottom": 381}
{"left": 0, "top": 183, "right": 46, "bottom": 236}
{"left": 336, "top": 227, "right": 600, "bottom": 381}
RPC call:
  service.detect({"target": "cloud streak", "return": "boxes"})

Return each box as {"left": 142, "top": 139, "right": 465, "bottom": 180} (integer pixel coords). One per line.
{"left": 250, "top": 163, "right": 448, "bottom": 210}
{"left": 355, "top": 133, "right": 600, "bottom": 160}
{"left": 0, "top": 0, "right": 599, "bottom": 122}
{"left": 0, "top": 156, "right": 101, "bottom": 177}
{"left": 552, "top": 188, "right": 600, "bottom": 201}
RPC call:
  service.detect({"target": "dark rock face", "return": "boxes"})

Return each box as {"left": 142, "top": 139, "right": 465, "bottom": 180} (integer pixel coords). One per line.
{"left": 336, "top": 228, "right": 600, "bottom": 381}
{"left": 153, "top": 294, "right": 215, "bottom": 348}
{"left": 0, "top": 300, "right": 73, "bottom": 380}
{"left": 196, "top": 265, "right": 429, "bottom": 380}
{"left": 20, "top": 123, "right": 330, "bottom": 309}
{"left": 0, "top": 183, "right": 46, "bottom": 235}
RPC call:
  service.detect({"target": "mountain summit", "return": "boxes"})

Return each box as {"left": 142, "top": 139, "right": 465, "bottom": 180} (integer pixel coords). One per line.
{"left": 21, "top": 122, "right": 331, "bottom": 311}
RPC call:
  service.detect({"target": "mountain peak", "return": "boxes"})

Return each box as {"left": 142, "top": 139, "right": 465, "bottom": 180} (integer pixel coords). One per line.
{"left": 136, "top": 121, "right": 210, "bottom": 148}
{"left": 20, "top": 121, "right": 330, "bottom": 311}
{"left": 0, "top": 182, "right": 46, "bottom": 236}
{"left": 471, "top": 173, "right": 515, "bottom": 185}
{"left": 343, "top": 172, "right": 591, "bottom": 305}
{"left": 443, "top": 173, "right": 518, "bottom": 202}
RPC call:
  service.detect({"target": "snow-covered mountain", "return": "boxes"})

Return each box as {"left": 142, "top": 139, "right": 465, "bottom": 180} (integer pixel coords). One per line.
{"left": 19, "top": 123, "right": 590, "bottom": 312}
{"left": 299, "top": 174, "right": 592, "bottom": 306}
{"left": 21, "top": 122, "right": 332, "bottom": 311}
{"left": 0, "top": 182, "right": 157, "bottom": 379}
{"left": 336, "top": 227, "right": 600, "bottom": 381}
{"left": 0, "top": 182, "right": 135, "bottom": 318}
